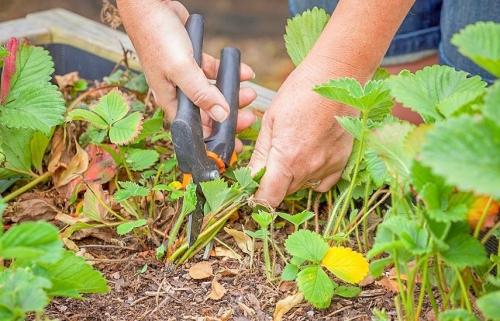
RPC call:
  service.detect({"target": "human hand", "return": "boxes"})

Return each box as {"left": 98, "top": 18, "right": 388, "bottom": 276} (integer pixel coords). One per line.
{"left": 117, "top": 0, "right": 257, "bottom": 148}
{"left": 249, "top": 56, "right": 363, "bottom": 207}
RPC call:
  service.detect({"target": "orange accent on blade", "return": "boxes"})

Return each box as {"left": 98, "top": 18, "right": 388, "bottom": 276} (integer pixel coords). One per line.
{"left": 181, "top": 173, "right": 192, "bottom": 189}
{"left": 206, "top": 151, "right": 226, "bottom": 173}
{"left": 229, "top": 151, "right": 238, "bottom": 166}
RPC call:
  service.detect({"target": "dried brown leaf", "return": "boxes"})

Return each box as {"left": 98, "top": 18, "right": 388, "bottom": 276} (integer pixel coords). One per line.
{"left": 224, "top": 227, "right": 253, "bottom": 255}
{"left": 54, "top": 141, "right": 89, "bottom": 187}
{"left": 212, "top": 246, "right": 242, "bottom": 260}
{"left": 188, "top": 261, "right": 213, "bottom": 280}
{"left": 55, "top": 71, "right": 80, "bottom": 89}
{"left": 273, "top": 293, "right": 303, "bottom": 321}
{"left": 376, "top": 277, "right": 403, "bottom": 293}
{"left": 6, "top": 198, "right": 60, "bottom": 223}
{"left": 207, "top": 279, "right": 226, "bottom": 300}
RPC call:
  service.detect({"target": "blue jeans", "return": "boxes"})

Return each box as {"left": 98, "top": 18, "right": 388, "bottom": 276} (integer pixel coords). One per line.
{"left": 288, "top": 0, "right": 500, "bottom": 83}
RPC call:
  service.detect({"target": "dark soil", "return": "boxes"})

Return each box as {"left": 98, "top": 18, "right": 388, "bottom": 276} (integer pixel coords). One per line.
{"left": 41, "top": 238, "right": 397, "bottom": 321}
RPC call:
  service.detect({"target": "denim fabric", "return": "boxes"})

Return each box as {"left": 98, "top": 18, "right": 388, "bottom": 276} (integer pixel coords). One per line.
{"left": 288, "top": 0, "right": 500, "bottom": 81}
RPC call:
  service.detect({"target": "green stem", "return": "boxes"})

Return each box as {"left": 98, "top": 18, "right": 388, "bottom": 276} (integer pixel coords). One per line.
{"left": 332, "top": 114, "right": 368, "bottom": 236}
{"left": 415, "top": 256, "right": 430, "bottom": 321}
{"left": 2, "top": 171, "right": 52, "bottom": 202}
{"left": 323, "top": 188, "right": 349, "bottom": 238}
{"left": 263, "top": 232, "right": 272, "bottom": 280}
{"left": 455, "top": 268, "right": 472, "bottom": 312}
{"left": 425, "top": 269, "right": 440, "bottom": 319}
{"left": 406, "top": 256, "right": 421, "bottom": 320}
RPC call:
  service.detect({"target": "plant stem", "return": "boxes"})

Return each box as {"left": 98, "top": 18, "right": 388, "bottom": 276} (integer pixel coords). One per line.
{"left": 263, "top": 232, "right": 272, "bottom": 280}
{"left": 415, "top": 256, "right": 429, "bottom": 321}
{"left": 2, "top": 171, "right": 52, "bottom": 202}
{"left": 323, "top": 188, "right": 348, "bottom": 238}
{"left": 455, "top": 268, "right": 472, "bottom": 312}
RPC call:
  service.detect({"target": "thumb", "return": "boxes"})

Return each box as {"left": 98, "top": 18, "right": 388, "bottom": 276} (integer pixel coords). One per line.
{"left": 171, "top": 57, "right": 230, "bottom": 122}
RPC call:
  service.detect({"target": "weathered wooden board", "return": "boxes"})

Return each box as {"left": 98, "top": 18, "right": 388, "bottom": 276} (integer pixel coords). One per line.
{"left": 0, "top": 8, "right": 275, "bottom": 111}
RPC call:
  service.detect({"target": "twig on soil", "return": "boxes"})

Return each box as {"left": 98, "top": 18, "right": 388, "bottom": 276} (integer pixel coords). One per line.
{"left": 79, "top": 244, "right": 137, "bottom": 251}
{"left": 323, "top": 305, "right": 353, "bottom": 319}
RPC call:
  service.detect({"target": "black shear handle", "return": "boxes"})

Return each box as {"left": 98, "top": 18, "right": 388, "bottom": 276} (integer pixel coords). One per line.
{"left": 206, "top": 47, "right": 241, "bottom": 166}
{"left": 171, "top": 14, "right": 217, "bottom": 181}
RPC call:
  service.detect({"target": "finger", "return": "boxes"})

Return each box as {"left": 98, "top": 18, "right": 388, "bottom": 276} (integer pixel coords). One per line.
{"left": 236, "top": 109, "right": 256, "bottom": 132}
{"left": 167, "top": 1, "right": 189, "bottom": 23}
{"left": 171, "top": 58, "right": 230, "bottom": 122}
{"left": 239, "top": 87, "right": 257, "bottom": 108}
{"left": 314, "top": 172, "right": 342, "bottom": 193}
{"left": 254, "top": 147, "right": 294, "bottom": 208}
{"left": 249, "top": 115, "right": 272, "bottom": 176}
{"left": 147, "top": 72, "right": 177, "bottom": 121}
{"left": 202, "top": 53, "right": 255, "bottom": 81}
{"left": 235, "top": 138, "right": 243, "bottom": 153}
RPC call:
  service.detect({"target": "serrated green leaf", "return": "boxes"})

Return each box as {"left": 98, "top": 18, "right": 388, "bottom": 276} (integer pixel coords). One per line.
{"left": 284, "top": 7, "right": 330, "bottom": 66}
{"left": 336, "top": 116, "right": 362, "bottom": 139}
{"left": 381, "top": 215, "right": 430, "bottom": 255}
{"left": 0, "top": 268, "right": 51, "bottom": 317}
{"left": 367, "top": 121, "right": 414, "bottom": 182}
{"left": 125, "top": 72, "right": 148, "bottom": 93}
{"left": 477, "top": 291, "right": 500, "bottom": 320}
{"left": 484, "top": 81, "right": 500, "bottom": 124}
{"left": 114, "top": 181, "right": 149, "bottom": 202}
{"left": 200, "top": 179, "right": 231, "bottom": 213}
{"left": 67, "top": 109, "right": 108, "bottom": 129}
{"left": 451, "top": 21, "right": 500, "bottom": 77}
{"left": 421, "top": 116, "right": 500, "bottom": 198}
{"left": 387, "top": 66, "right": 486, "bottom": 122}
{"left": 39, "top": 250, "right": 109, "bottom": 297}
{"left": 296, "top": 266, "right": 334, "bottom": 309}
{"left": 281, "top": 263, "right": 299, "bottom": 281}
{"left": 181, "top": 183, "right": 197, "bottom": 216}
{"left": 278, "top": 210, "right": 314, "bottom": 228}
{"left": 251, "top": 211, "right": 273, "bottom": 229}
{"left": 315, "top": 78, "right": 393, "bottom": 121}
{"left": 334, "top": 285, "right": 361, "bottom": 298}
{"left": 116, "top": 219, "right": 147, "bottom": 235}
{"left": 0, "top": 126, "right": 32, "bottom": 174}
{"left": 233, "top": 167, "right": 258, "bottom": 192}
{"left": 441, "top": 233, "right": 487, "bottom": 268}
{"left": 135, "top": 110, "right": 164, "bottom": 142}
{"left": 365, "top": 150, "right": 387, "bottom": 187}
{"left": 92, "top": 90, "right": 129, "bottom": 124}
{"left": 30, "top": 131, "right": 51, "bottom": 173}
{"left": 285, "top": 230, "right": 329, "bottom": 263}
{"left": 125, "top": 148, "right": 159, "bottom": 171}
{"left": 0, "top": 221, "right": 63, "bottom": 263}
{"left": 439, "top": 309, "right": 480, "bottom": 321}
{"left": 109, "top": 112, "right": 143, "bottom": 145}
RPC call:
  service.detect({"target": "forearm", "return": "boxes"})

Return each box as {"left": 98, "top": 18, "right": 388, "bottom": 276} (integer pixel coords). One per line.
{"left": 306, "top": 0, "right": 415, "bottom": 81}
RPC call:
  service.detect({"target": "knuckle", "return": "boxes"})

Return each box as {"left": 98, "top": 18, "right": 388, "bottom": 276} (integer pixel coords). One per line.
{"left": 191, "top": 85, "right": 214, "bottom": 108}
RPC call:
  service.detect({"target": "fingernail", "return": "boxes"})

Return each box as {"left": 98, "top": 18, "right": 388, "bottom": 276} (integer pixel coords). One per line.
{"left": 209, "top": 105, "right": 228, "bottom": 122}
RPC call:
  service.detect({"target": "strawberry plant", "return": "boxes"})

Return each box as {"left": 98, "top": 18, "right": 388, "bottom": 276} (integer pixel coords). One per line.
{"left": 0, "top": 203, "right": 108, "bottom": 320}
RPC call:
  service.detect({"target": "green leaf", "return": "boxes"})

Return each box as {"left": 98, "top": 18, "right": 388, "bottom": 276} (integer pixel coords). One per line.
{"left": 284, "top": 7, "right": 330, "bottom": 66}
{"left": 135, "top": 110, "right": 164, "bottom": 142}
{"left": 421, "top": 116, "right": 500, "bottom": 198}
{"left": 281, "top": 263, "right": 299, "bottom": 281}
{"left": 315, "top": 78, "right": 393, "bottom": 121}
{"left": 155, "top": 244, "right": 166, "bottom": 260}
{"left": 334, "top": 285, "right": 361, "bottom": 298}
{"left": 278, "top": 210, "right": 314, "bottom": 228}
{"left": 484, "top": 81, "right": 500, "bottom": 124}
{"left": 439, "top": 309, "right": 480, "bottom": 321}
{"left": 451, "top": 21, "right": 500, "bottom": 77}
{"left": 116, "top": 219, "right": 147, "bottom": 235}
{"left": 336, "top": 116, "right": 362, "bottom": 139}
{"left": 200, "top": 179, "right": 231, "bottom": 213}
{"left": 365, "top": 150, "right": 388, "bottom": 187}
{"left": 296, "top": 266, "right": 334, "bottom": 309}
{"left": 0, "top": 221, "right": 63, "bottom": 263}
{"left": 114, "top": 181, "right": 149, "bottom": 202}
{"left": 285, "top": 230, "right": 329, "bottom": 263}
{"left": 441, "top": 233, "right": 487, "bottom": 268}
{"left": 233, "top": 167, "right": 258, "bottom": 192}
{"left": 109, "top": 112, "right": 143, "bottom": 145}
{"left": 367, "top": 121, "right": 414, "bottom": 182}
{"left": 125, "top": 148, "right": 159, "bottom": 171}
{"left": 0, "top": 268, "right": 51, "bottom": 316}
{"left": 125, "top": 72, "right": 148, "bottom": 94}
{"left": 251, "top": 211, "right": 274, "bottom": 229}
{"left": 381, "top": 215, "right": 430, "bottom": 255}
{"left": 30, "top": 131, "right": 51, "bottom": 173}
{"left": 387, "top": 66, "right": 486, "bottom": 122}
{"left": 67, "top": 109, "right": 108, "bottom": 129}
{"left": 181, "top": 183, "right": 197, "bottom": 216}
{"left": 38, "top": 250, "right": 108, "bottom": 297}
{"left": 0, "top": 44, "right": 65, "bottom": 133}
{"left": 477, "top": 291, "right": 500, "bottom": 320}
{"left": 92, "top": 90, "right": 130, "bottom": 125}
{"left": 0, "top": 126, "right": 33, "bottom": 173}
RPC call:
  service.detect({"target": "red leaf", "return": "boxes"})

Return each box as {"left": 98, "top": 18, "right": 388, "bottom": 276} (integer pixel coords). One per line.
{"left": 1, "top": 38, "right": 19, "bottom": 104}
{"left": 83, "top": 145, "right": 117, "bottom": 184}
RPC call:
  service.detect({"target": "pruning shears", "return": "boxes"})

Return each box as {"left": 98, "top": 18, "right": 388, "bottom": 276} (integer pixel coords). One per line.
{"left": 171, "top": 14, "right": 240, "bottom": 247}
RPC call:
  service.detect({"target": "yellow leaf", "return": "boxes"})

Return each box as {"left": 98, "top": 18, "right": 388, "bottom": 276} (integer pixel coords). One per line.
{"left": 321, "top": 247, "right": 369, "bottom": 284}
{"left": 224, "top": 227, "right": 253, "bottom": 255}
{"left": 188, "top": 261, "right": 213, "bottom": 279}
{"left": 273, "top": 293, "right": 303, "bottom": 321}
